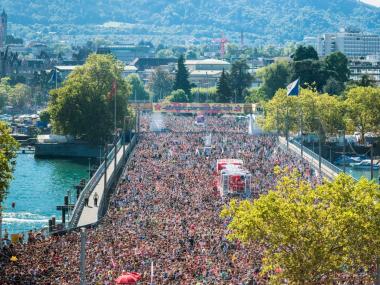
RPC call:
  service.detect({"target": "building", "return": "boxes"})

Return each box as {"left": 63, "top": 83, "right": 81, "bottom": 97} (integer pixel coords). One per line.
{"left": 185, "top": 59, "right": 231, "bottom": 87}
{"left": 349, "top": 55, "right": 380, "bottom": 85}
{"left": 306, "top": 28, "right": 380, "bottom": 58}
{"left": 0, "top": 9, "right": 7, "bottom": 48}
{"left": 131, "top": 58, "right": 177, "bottom": 72}
{"left": 97, "top": 45, "right": 155, "bottom": 64}
{"left": 127, "top": 57, "right": 177, "bottom": 84}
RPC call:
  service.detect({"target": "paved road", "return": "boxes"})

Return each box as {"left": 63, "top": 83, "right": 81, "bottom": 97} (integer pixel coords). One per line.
{"left": 77, "top": 145, "right": 126, "bottom": 227}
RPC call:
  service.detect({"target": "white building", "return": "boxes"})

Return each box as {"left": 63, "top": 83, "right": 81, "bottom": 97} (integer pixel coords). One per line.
{"left": 304, "top": 28, "right": 380, "bottom": 58}
{"left": 349, "top": 55, "right": 380, "bottom": 85}
{"left": 185, "top": 59, "right": 231, "bottom": 87}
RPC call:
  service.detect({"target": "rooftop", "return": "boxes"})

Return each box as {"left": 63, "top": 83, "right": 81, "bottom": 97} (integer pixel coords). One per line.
{"left": 186, "top": 59, "right": 230, "bottom": 65}
{"left": 55, "top": 65, "right": 81, "bottom": 71}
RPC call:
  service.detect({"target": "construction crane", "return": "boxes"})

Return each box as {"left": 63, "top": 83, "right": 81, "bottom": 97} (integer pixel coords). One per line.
{"left": 212, "top": 34, "right": 228, "bottom": 58}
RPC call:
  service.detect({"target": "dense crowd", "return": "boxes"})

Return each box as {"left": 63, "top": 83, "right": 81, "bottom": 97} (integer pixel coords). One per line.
{"left": 1, "top": 114, "right": 328, "bottom": 284}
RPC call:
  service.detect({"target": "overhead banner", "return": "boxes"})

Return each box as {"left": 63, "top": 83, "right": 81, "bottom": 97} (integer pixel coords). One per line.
{"left": 152, "top": 103, "right": 245, "bottom": 114}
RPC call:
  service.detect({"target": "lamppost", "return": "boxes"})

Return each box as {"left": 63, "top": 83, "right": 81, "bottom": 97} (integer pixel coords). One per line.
{"left": 80, "top": 227, "right": 86, "bottom": 285}
{"left": 338, "top": 129, "right": 346, "bottom": 173}
{"left": 88, "top": 158, "right": 91, "bottom": 180}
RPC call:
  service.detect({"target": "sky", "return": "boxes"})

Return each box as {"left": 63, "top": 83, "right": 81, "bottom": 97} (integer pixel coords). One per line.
{"left": 360, "top": 0, "right": 380, "bottom": 7}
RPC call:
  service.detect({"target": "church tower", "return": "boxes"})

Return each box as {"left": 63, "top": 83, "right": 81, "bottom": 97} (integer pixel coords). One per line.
{"left": 0, "top": 9, "right": 8, "bottom": 48}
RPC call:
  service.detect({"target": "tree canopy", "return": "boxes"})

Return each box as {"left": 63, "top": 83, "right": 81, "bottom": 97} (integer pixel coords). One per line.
{"left": 173, "top": 55, "right": 191, "bottom": 96}
{"left": 345, "top": 86, "right": 380, "bottom": 142}
{"left": 147, "top": 68, "right": 174, "bottom": 102}
{"left": 168, "top": 89, "right": 189, "bottom": 103}
{"left": 229, "top": 59, "right": 253, "bottom": 103}
{"left": 291, "top": 45, "right": 319, "bottom": 61}
{"left": 257, "top": 60, "right": 290, "bottom": 100}
{"left": 263, "top": 88, "right": 345, "bottom": 137}
{"left": 216, "top": 69, "right": 233, "bottom": 103}
{"left": 126, "top": 74, "right": 150, "bottom": 102}
{"left": 48, "top": 54, "right": 131, "bottom": 144}
{"left": 0, "top": 121, "right": 19, "bottom": 203}
{"left": 222, "top": 169, "right": 380, "bottom": 284}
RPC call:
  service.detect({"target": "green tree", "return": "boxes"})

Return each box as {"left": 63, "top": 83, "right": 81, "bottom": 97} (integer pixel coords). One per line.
{"left": 168, "top": 89, "right": 189, "bottom": 103}
{"left": 262, "top": 89, "right": 299, "bottom": 134}
{"left": 289, "top": 59, "right": 329, "bottom": 92}
{"left": 345, "top": 86, "right": 380, "bottom": 143}
{"left": 39, "top": 109, "right": 50, "bottom": 124}
{"left": 323, "top": 77, "right": 345, "bottom": 95}
{"left": 8, "top": 83, "right": 31, "bottom": 113}
{"left": 245, "top": 88, "right": 266, "bottom": 103}
{"left": 191, "top": 87, "right": 217, "bottom": 103}
{"left": 324, "top": 52, "right": 350, "bottom": 83}
{"left": 222, "top": 170, "right": 380, "bottom": 284}
{"left": 156, "top": 49, "right": 174, "bottom": 58}
{"left": 315, "top": 93, "right": 345, "bottom": 137}
{"left": 48, "top": 54, "right": 131, "bottom": 144}
{"left": 229, "top": 59, "right": 253, "bottom": 103}
{"left": 147, "top": 68, "right": 174, "bottom": 102}
{"left": 173, "top": 55, "right": 191, "bottom": 96}
{"left": 292, "top": 45, "right": 319, "bottom": 61}
{"left": 257, "top": 60, "right": 290, "bottom": 100}
{"left": 353, "top": 74, "right": 377, "bottom": 87}
{"left": 0, "top": 77, "right": 11, "bottom": 112}
{"left": 126, "top": 74, "right": 150, "bottom": 101}
{"left": 0, "top": 121, "right": 19, "bottom": 242}
{"left": 216, "top": 69, "right": 233, "bottom": 103}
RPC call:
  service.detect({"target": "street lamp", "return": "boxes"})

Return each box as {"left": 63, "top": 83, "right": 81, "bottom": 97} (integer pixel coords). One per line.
{"left": 338, "top": 129, "right": 346, "bottom": 173}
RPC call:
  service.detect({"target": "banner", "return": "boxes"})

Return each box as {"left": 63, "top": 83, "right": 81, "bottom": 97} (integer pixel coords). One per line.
{"left": 152, "top": 103, "right": 245, "bottom": 114}
{"left": 130, "top": 102, "right": 153, "bottom": 111}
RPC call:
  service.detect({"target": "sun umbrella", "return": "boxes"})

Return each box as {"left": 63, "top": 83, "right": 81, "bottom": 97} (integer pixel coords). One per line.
{"left": 115, "top": 272, "right": 141, "bottom": 284}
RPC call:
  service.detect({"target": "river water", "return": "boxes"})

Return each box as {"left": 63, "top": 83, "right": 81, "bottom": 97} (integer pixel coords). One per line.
{"left": 346, "top": 166, "right": 380, "bottom": 181}
{"left": 2, "top": 154, "right": 88, "bottom": 234}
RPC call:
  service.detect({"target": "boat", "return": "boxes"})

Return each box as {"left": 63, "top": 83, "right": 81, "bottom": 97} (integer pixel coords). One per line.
{"left": 349, "top": 159, "right": 380, "bottom": 170}
{"left": 334, "top": 155, "right": 365, "bottom": 166}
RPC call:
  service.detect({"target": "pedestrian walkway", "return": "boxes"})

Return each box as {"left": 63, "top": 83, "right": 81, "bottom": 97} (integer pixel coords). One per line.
{"left": 279, "top": 137, "right": 341, "bottom": 181}
{"left": 77, "top": 144, "right": 126, "bottom": 227}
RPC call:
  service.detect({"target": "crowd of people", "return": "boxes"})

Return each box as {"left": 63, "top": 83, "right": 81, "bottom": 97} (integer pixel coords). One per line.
{"left": 0, "top": 114, "right": 335, "bottom": 284}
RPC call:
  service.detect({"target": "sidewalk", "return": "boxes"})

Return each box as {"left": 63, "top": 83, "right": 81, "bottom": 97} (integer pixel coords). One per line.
{"left": 279, "top": 137, "right": 339, "bottom": 181}
{"left": 77, "top": 145, "right": 125, "bottom": 227}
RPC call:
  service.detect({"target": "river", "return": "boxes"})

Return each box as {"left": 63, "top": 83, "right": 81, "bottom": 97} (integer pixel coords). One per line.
{"left": 2, "top": 154, "right": 88, "bottom": 234}
{"left": 346, "top": 166, "right": 380, "bottom": 181}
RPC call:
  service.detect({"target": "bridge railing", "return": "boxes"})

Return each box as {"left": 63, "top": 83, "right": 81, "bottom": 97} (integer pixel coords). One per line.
{"left": 290, "top": 139, "right": 344, "bottom": 175}
{"left": 68, "top": 137, "right": 123, "bottom": 228}
{"left": 97, "top": 134, "right": 138, "bottom": 221}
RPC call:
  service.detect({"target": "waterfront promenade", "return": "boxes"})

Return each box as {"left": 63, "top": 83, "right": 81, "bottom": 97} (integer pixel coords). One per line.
{"left": 76, "top": 143, "right": 126, "bottom": 227}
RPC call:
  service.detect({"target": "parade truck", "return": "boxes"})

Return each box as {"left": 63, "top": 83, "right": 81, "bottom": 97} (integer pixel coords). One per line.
{"left": 214, "top": 159, "right": 252, "bottom": 198}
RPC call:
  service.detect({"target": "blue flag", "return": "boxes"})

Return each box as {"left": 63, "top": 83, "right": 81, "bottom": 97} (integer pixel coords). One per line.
{"left": 48, "top": 69, "right": 61, "bottom": 85}
{"left": 287, "top": 78, "right": 300, "bottom": 96}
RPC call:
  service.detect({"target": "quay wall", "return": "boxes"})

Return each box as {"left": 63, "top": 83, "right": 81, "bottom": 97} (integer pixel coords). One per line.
{"left": 35, "top": 142, "right": 103, "bottom": 159}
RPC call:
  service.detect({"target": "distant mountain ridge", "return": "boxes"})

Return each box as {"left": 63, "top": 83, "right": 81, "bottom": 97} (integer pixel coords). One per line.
{"left": 2, "top": 0, "right": 380, "bottom": 43}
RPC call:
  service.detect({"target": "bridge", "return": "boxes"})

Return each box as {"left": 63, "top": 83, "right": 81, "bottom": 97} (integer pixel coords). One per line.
{"left": 279, "top": 137, "right": 343, "bottom": 181}
{"left": 68, "top": 134, "right": 138, "bottom": 229}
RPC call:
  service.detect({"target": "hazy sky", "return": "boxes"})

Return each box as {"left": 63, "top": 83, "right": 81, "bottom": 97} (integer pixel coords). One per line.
{"left": 360, "top": 0, "right": 380, "bottom": 7}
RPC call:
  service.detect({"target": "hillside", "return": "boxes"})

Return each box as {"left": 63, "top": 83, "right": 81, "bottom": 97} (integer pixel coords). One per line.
{"left": 3, "top": 0, "right": 380, "bottom": 44}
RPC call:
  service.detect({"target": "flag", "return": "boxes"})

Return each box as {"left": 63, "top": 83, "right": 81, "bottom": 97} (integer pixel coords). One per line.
{"left": 287, "top": 78, "right": 300, "bottom": 96}
{"left": 48, "top": 69, "right": 60, "bottom": 85}
{"left": 108, "top": 80, "right": 117, "bottom": 100}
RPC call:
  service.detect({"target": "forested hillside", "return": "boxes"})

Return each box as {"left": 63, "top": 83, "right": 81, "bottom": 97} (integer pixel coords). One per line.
{"left": 3, "top": 0, "right": 380, "bottom": 43}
